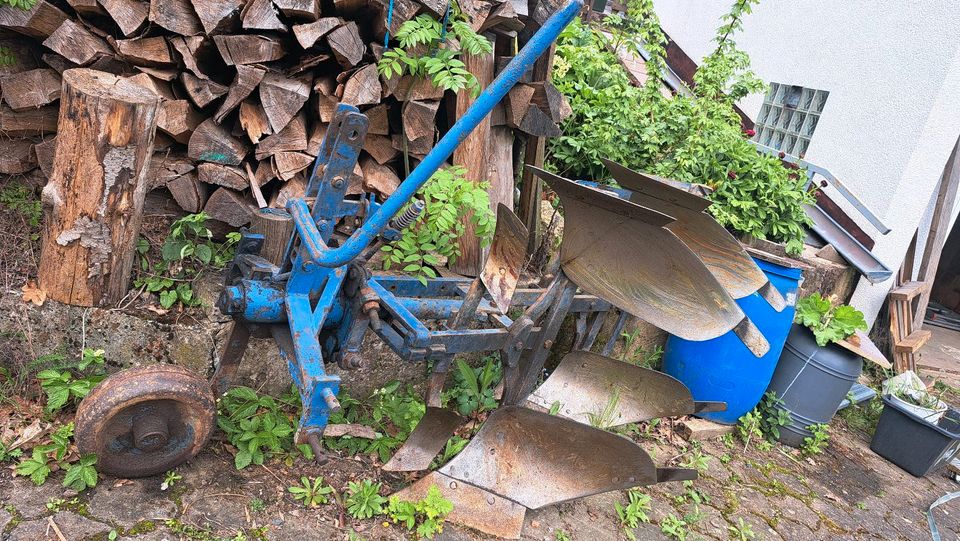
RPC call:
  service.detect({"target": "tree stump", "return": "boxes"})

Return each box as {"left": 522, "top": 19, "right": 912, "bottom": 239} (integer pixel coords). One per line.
{"left": 38, "top": 69, "right": 160, "bottom": 307}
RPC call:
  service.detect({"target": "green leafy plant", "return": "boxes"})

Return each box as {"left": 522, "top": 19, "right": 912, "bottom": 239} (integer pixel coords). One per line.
{"left": 615, "top": 488, "right": 652, "bottom": 540}
{"left": 386, "top": 484, "right": 454, "bottom": 539}
{"left": 0, "top": 46, "right": 18, "bottom": 66}
{"left": 63, "top": 454, "right": 98, "bottom": 491}
{"left": 0, "top": 0, "right": 36, "bottom": 9}
{"left": 430, "top": 435, "right": 469, "bottom": 469}
{"left": 377, "top": 5, "right": 494, "bottom": 96}
{"left": 161, "top": 470, "right": 182, "bottom": 491}
{"left": 801, "top": 423, "right": 830, "bottom": 456}
{"left": 660, "top": 513, "right": 688, "bottom": 540}
{"left": 217, "top": 386, "right": 301, "bottom": 469}
{"left": 16, "top": 423, "right": 97, "bottom": 491}
{"left": 382, "top": 167, "right": 494, "bottom": 285}
{"left": 135, "top": 212, "right": 240, "bottom": 309}
{"left": 728, "top": 517, "right": 755, "bottom": 540}
{"left": 795, "top": 293, "right": 867, "bottom": 346}
{"left": 325, "top": 382, "right": 426, "bottom": 462}
{"left": 442, "top": 356, "right": 501, "bottom": 417}
{"left": 585, "top": 388, "right": 621, "bottom": 429}
{"left": 0, "top": 183, "right": 42, "bottom": 237}
{"left": 36, "top": 348, "right": 105, "bottom": 413}
{"left": 554, "top": 530, "right": 571, "bottom": 541}
{"left": 289, "top": 476, "right": 335, "bottom": 508}
{"left": 548, "top": 1, "right": 813, "bottom": 253}
{"left": 737, "top": 391, "right": 791, "bottom": 451}
{"left": 345, "top": 479, "right": 387, "bottom": 519}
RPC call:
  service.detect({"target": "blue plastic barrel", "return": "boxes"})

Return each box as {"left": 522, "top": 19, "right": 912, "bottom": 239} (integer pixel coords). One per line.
{"left": 662, "top": 258, "right": 803, "bottom": 424}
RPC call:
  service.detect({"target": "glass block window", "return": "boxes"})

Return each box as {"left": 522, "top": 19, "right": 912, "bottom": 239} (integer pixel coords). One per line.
{"left": 753, "top": 83, "right": 828, "bottom": 157}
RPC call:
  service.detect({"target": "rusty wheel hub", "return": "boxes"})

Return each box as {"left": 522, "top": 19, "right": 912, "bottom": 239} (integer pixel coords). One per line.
{"left": 76, "top": 364, "right": 216, "bottom": 478}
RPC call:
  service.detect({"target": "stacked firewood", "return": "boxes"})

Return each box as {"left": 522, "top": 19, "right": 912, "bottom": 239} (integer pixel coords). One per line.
{"left": 0, "top": 0, "right": 570, "bottom": 232}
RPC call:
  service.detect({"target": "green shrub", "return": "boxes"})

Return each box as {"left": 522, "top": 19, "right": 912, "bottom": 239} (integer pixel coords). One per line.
{"left": 548, "top": 0, "right": 814, "bottom": 253}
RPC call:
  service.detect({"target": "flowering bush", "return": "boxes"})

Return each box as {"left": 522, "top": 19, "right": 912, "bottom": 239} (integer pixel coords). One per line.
{"left": 548, "top": 0, "right": 813, "bottom": 253}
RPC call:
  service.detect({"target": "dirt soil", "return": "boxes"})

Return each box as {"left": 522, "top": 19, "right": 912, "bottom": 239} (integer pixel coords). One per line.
{"left": 1, "top": 399, "right": 959, "bottom": 540}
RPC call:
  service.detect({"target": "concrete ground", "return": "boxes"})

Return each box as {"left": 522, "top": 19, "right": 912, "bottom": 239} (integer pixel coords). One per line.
{"left": 2, "top": 407, "right": 959, "bottom": 541}
{"left": 919, "top": 324, "right": 960, "bottom": 386}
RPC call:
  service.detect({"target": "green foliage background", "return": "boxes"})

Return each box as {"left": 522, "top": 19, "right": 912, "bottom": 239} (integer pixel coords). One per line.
{"left": 547, "top": 0, "right": 814, "bottom": 253}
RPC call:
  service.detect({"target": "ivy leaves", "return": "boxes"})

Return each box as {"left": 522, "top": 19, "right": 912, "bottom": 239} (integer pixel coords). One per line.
{"left": 377, "top": 9, "right": 493, "bottom": 97}
{"left": 382, "top": 167, "right": 494, "bottom": 285}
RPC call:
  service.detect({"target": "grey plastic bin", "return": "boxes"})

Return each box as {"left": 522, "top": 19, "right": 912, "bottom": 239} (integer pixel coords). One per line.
{"left": 870, "top": 394, "right": 960, "bottom": 477}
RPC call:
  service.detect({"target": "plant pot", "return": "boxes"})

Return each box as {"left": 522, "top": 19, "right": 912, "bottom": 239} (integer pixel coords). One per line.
{"left": 766, "top": 324, "right": 863, "bottom": 447}
{"left": 871, "top": 395, "right": 960, "bottom": 477}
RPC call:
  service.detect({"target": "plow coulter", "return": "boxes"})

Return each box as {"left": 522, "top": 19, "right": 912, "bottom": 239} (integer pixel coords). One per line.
{"left": 73, "top": 1, "right": 786, "bottom": 537}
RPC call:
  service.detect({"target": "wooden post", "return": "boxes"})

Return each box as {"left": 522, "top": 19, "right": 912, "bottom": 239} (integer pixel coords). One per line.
{"left": 38, "top": 69, "right": 160, "bottom": 307}
{"left": 913, "top": 134, "right": 960, "bottom": 330}
{"left": 517, "top": 41, "right": 556, "bottom": 257}
{"left": 448, "top": 45, "right": 495, "bottom": 277}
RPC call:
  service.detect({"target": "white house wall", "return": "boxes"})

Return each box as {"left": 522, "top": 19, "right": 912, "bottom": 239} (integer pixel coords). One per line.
{"left": 653, "top": 0, "right": 960, "bottom": 323}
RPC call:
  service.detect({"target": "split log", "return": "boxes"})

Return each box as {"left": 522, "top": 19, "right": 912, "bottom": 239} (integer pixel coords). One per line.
{"left": 306, "top": 122, "right": 328, "bottom": 155}
{"left": 273, "top": 0, "right": 319, "bottom": 20}
{"left": 402, "top": 99, "right": 438, "bottom": 141}
{"left": 114, "top": 36, "right": 174, "bottom": 67}
{"left": 188, "top": 118, "right": 249, "bottom": 164}
{"left": 0, "top": 140, "right": 36, "bottom": 174}
{"left": 214, "top": 34, "right": 286, "bottom": 66}
{"left": 34, "top": 136, "right": 57, "bottom": 178}
{"left": 126, "top": 72, "right": 176, "bottom": 100}
{"left": 241, "top": 0, "right": 286, "bottom": 31}
{"left": 260, "top": 71, "right": 310, "bottom": 133}
{"left": 42, "top": 20, "right": 110, "bottom": 66}
{"left": 270, "top": 173, "right": 305, "bottom": 208}
{"left": 0, "top": 68, "right": 60, "bottom": 110}
{"left": 182, "top": 72, "right": 228, "bottom": 107}
{"left": 505, "top": 83, "right": 534, "bottom": 128}
{"left": 167, "top": 170, "right": 207, "bottom": 212}
{"left": 293, "top": 17, "right": 341, "bottom": 49}
{"left": 273, "top": 151, "right": 312, "bottom": 180}
{"left": 244, "top": 162, "right": 267, "bottom": 207}
{"left": 480, "top": 1, "right": 523, "bottom": 33}
{"left": 198, "top": 162, "right": 248, "bottom": 189}
{"left": 360, "top": 155, "right": 398, "bottom": 197}
{"left": 191, "top": 0, "right": 243, "bottom": 34}
{"left": 168, "top": 36, "right": 204, "bottom": 77}
{"left": 314, "top": 76, "right": 338, "bottom": 122}
{"left": 149, "top": 0, "right": 203, "bottom": 35}
{"left": 250, "top": 208, "right": 293, "bottom": 266}
{"left": 214, "top": 64, "right": 266, "bottom": 123}
{"left": 342, "top": 64, "right": 380, "bottom": 106}
{"left": 366, "top": 103, "right": 389, "bottom": 135}
{"left": 147, "top": 152, "right": 194, "bottom": 189}
{"left": 255, "top": 112, "right": 307, "bottom": 159}
{"left": 393, "top": 75, "right": 445, "bottom": 101}
{"left": 326, "top": 21, "right": 363, "bottom": 68}
{"left": 0, "top": 104, "right": 58, "bottom": 136}
{"left": 0, "top": 1, "right": 69, "bottom": 39}
{"left": 204, "top": 187, "right": 253, "bottom": 226}
{"left": 40, "top": 53, "right": 74, "bottom": 74}
{"left": 449, "top": 47, "right": 494, "bottom": 276}
{"left": 519, "top": 105, "right": 560, "bottom": 137}
{"left": 157, "top": 99, "right": 202, "bottom": 142}
{"left": 239, "top": 99, "right": 271, "bottom": 143}
{"left": 98, "top": 0, "right": 149, "bottom": 36}
{"left": 67, "top": 0, "right": 104, "bottom": 18}
{"left": 38, "top": 68, "right": 160, "bottom": 307}
{"left": 392, "top": 132, "right": 432, "bottom": 155}
{"left": 487, "top": 126, "right": 513, "bottom": 210}
{"left": 363, "top": 134, "right": 398, "bottom": 164}
{"left": 528, "top": 81, "right": 569, "bottom": 123}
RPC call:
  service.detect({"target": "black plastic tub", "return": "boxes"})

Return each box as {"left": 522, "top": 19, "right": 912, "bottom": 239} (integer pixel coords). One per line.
{"left": 870, "top": 394, "right": 960, "bottom": 477}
